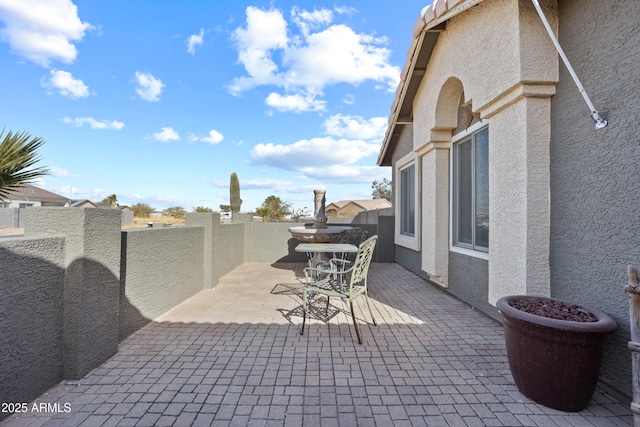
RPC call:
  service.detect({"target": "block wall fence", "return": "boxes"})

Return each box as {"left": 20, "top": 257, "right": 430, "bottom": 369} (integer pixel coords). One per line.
{"left": 0, "top": 208, "right": 394, "bottom": 418}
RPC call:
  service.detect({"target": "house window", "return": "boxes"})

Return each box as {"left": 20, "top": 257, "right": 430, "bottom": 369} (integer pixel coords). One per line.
{"left": 394, "top": 150, "right": 420, "bottom": 251}
{"left": 19, "top": 203, "right": 34, "bottom": 208}
{"left": 452, "top": 125, "right": 489, "bottom": 253}
{"left": 400, "top": 164, "right": 415, "bottom": 236}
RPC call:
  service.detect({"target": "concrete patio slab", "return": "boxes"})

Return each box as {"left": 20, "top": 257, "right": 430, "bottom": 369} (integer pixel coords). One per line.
{"left": 1, "top": 263, "right": 632, "bottom": 426}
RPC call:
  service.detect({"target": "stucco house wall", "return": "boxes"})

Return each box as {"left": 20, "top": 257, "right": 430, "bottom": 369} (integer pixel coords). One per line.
{"left": 379, "top": 0, "right": 637, "bottom": 397}
{"left": 390, "top": 122, "right": 426, "bottom": 275}
{"left": 407, "top": 0, "right": 557, "bottom": 298}
{"left": 547, "top": 0, "right": 640, "bottom": 400}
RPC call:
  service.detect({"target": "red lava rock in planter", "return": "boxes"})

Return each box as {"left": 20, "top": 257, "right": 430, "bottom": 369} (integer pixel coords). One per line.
{"left": 496, "top": 295, "right": 616, "bottom": 412}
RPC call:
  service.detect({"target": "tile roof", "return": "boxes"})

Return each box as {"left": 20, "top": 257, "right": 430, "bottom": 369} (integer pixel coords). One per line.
{"left": 6, "top": 184, "right": 69, "bottom": 204}
{"left": 378, "top": 0, "right": 486, "bottom": 165}
{"left": 327, "top": 199, "right": 392, "bottom": 210}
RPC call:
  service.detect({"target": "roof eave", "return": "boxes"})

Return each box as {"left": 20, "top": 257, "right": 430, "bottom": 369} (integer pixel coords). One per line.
{"left": 377, "top": 0, "right": 486, "bottom": 167}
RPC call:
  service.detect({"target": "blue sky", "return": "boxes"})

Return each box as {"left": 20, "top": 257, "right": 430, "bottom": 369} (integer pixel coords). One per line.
{"left": 0, "top": 0, "right": 425, "bottom": 213}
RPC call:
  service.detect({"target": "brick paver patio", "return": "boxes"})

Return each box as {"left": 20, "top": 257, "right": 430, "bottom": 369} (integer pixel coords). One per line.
{"left": 2, "top": 262, "right": 632, "bottom": 426}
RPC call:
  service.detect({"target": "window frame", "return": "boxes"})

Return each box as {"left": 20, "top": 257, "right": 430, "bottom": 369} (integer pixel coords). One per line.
{"left": 400, "top": 164, "right": 415, "bottom": 237}
{"left": 450, "top": 121, "right": 489, "bottom": 260}
{"left": 394, "top": 152, "right": 420, "bottom": 251}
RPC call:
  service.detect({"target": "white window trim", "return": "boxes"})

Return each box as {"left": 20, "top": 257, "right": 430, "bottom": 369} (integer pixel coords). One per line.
{"left": 395, "top": 151, "right": 420, "bottom": 251}
{"left": 449, "top": 120, "right": 489, "bottom": 261}
{"left": 450, "top": 245, "right": 489, "bottom": 260}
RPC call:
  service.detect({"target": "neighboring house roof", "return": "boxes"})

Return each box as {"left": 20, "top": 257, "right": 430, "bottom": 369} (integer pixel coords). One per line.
{"left": 70, "top": 199, "right": 98, "bottom": 208}
{"left": 97, "top": 204, "right": 132, "bottom": 211}
{"left": 326, "top": 199, "right": 392, "bottom": 211}
{"left": 6, "top": 184, "right": 69, "bottom": 205}
{"left": 378, "top": 0, "right": 485, "bottom": 166}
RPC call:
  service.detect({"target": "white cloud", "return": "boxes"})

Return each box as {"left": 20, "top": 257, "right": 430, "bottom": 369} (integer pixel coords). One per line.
{"left": 201, "top": 129, "right": 223, "bottom": 144}
{"left": 229, "top": 6, "right": 400, "bottom": 109}
{"left": 186, "top": 28, "right": 204, "bottom": 54}
{"left": 210, "top": 180, "right": 228, "bottom": 188}
{"left": 134, "top": 71, "right": 164, "bottom": 102}
{"left": 210, "top": 177, "right": 321, "bottom": 194}
{"left": 63, "top": 116, "right": 124, "bottom": 130}
{"left": 229, "top": 7, "right": 288, "bottom": 94}
{"left": 334, "top": 6, "right": 358, "bottom": 16}
{"left": 265, "top": 92, "right": 326, "bottom": 113}
{"left": 323, "top": 114, "right": 387, "bottom": 141}
{"left": 242, "top": 178, "right": 292, "bottom": 190}
{"left": 292, "top": 7, "right": 333, "bottom": 37}
{"left": 250, "top": 136, "right": 379, "bottom": 170}
{"left": 49, "top": 166, "right": 79, "bottom": 178}
{"left": 300, "top": 164, "right": 390, "bottom": 183}
{"left": 189, "top": 129, "right": 224, "bottom": 144}
{"left": 0, "top": 0, "right": 92, "bottom": 66}
{"left": 43, "top": 69, "right": 89, "bottom": 98}
{"left": 30, "top": 177, "right": 45, "bottom": 186}
{"left": 283, "top": 25, "right": 398, "bottom": 89}
{"left": 152, "top": 127, "right": 179, "bottom": 142}
{"left": 341, "top": 94, "right": 355, "bottom": 105}
{"left": 244, "top": 179, "right": 324, "bottom": 194}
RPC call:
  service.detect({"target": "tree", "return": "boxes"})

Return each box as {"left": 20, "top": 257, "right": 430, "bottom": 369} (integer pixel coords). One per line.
{"left": 256, "top": 195, "right": 292, "bottom": 222}
{"left": 130, "top": 203, "right": 155, "bottom": 217}
{"left": 193, "top": 206, "right": 213, "bottom": 213}
{"left": 162, "top": 206, "right": 186, "bottom": 219}
{"left": 230, "top": 172, "right": 242, "bottom": 213}
{"left": 98, "top": 194, "right": 118, "bottom": 208}
{"left": 254, "top": 207, "right": 270, "bottom": 222}
{"left": 0, "top": 129, "right": 49, "bottom": 201}
{"left": 372, "top": 178, "right": 392, "bottom": 202}
{"left": 219, "top": 204, "right": 231, "bottom": 212}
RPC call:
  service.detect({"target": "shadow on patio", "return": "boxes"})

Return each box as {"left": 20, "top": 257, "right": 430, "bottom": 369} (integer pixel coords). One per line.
{"left": 1, "top": 263, "right": 632, "bottom": 427}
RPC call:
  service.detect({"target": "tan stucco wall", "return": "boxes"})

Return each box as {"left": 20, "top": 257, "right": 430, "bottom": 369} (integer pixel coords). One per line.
{"left": 408, "top": 0, "right": 558, "bottom": 300}
{"left": 414, "top": 0, "right": 558, "bottom": 146}
{"left": 487, "top": 95, "right": 552, "bottom": 302}
{"left": 420, "top": 145, "right": 449, "bottom": 286}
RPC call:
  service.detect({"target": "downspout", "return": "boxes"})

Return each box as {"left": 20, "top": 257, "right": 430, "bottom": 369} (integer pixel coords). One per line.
{"left": 531, "top": 0, "right": 608, "bottom": 129}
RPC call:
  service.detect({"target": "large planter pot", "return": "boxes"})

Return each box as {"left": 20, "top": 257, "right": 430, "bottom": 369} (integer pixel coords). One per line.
{"left": 496, "top": 295, "right": 616, "bottom": 412}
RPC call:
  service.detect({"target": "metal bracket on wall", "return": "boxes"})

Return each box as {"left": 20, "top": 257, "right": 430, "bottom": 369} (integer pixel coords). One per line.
{"left": 531, "top": 0, "right": 608, "bottom": 129}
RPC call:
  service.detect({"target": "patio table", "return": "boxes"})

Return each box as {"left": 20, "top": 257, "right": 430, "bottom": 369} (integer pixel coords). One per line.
{"left": 295, "top": 243, "right": 357, "bottom": 269}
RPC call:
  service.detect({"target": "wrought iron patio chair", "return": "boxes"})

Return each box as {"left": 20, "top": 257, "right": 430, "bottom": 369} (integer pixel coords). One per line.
{"left": 314, "top": 227, "right": 369, "bottom": 275}
{"left": 300, "top": 235, "right": 378, "bottom": 344}
{"left": 335, "top": 227, "right": 368, "bottom": 264}
{"left": 340, "top": 227, "right": 369, "bottom": 246}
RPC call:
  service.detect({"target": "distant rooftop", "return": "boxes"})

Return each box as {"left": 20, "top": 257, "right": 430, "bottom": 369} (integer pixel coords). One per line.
{"left": 6, "top": 184, "right": 69, "bottom": 204}
{"left": 327, "top": 199, "right": 392, "bottom": 210}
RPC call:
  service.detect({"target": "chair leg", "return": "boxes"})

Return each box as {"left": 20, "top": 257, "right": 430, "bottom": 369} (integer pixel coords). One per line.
{"left": 365, "top": 291, "right": 377, "bottom": 326}
{"left": 325, "top": 296, "right": 330, "bottom": 316}
{"left": 349, "top": 299, "right": 362, "bottom": 344}
{"left": 300, "top": 290, "right": 307, "bottom": 335}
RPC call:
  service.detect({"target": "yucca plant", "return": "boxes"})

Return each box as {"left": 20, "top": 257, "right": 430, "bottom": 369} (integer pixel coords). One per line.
{"left": 0, "top": 129, "right": 49, "bottom": 201}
